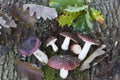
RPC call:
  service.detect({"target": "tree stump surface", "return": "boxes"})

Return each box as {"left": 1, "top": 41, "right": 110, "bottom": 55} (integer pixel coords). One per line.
{"left": 0, "top": 0, "right": 120, "bottom": 80}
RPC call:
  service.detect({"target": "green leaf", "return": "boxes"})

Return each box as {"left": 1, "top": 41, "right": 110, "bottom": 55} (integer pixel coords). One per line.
{"left": 58, "top": 12, "right": 80, "bottom": 26}
{"left": 90, "top": 8, "right": 104, "bottom": 24}
{"left": 73, "top": 13, "right": 89, "bottom": 31}
{"left": 49, "top": 2, "right": 64, "bottom": 12}
{"left": 73, "top": 10, "right": 93, "bottom": 31}
{"left": 49, "top": 0, "right": 86, "bottom": 10}
{"left": 49, "top": 0, "right": 104, "bottom": 32}
{"left": 90, "top": 8, "right": 101, "bottom": 19}
{"left": 43, "top": 66, "right": 55, "bottom": 80}
{"left": 86, "top": 10, "right": 93, "bottom": 29}
{"left": 64, "top": 5, "right": 88, "bottom": 12}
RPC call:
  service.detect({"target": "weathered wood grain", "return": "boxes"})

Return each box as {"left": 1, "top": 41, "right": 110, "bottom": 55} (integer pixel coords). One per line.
{"left": 0, "top": 0, "right": 120, "bottom": 80}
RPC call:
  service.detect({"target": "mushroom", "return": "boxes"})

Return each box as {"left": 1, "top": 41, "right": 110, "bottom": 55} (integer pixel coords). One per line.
{"left": 77, "top": 33, "right": 101, "bottom": 61}
{"left": 70, "top": 44, "right": 81, "bottom": 54}
{"left": 19, "top": 36, "right": 48, "bottom": 64}
{"left": 48, "top": 55, "right": 80, "bottom": 79}
{"left": 14, "top": 60, "right": 43, "bottom": 80}
{"left": 46, "top": 36, "right": 58, "bottom": 52}
{"left": 59, "top": 32, "right": 77, "bottom": 50}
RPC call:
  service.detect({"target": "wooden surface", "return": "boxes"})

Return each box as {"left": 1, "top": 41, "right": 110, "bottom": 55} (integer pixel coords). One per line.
{"left": 0, "top": 0, "right": 120, "bottom": 80}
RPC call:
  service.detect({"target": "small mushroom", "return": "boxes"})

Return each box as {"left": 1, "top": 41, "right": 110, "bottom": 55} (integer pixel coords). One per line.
{"left": 46, "top": 36, "right": 58, "bottom": 52}
{"left": 19, "top": 36, "right": 48, "bottom": 64}
{"left": 77, "top": 33, "right": 101, "bottom": 60}
{"left": 70, "top": 44, "right": 81, "bottom": 54}
{"left": 48, "top": 55, "right": 80, "bottom": 79}
{"left": 60, "top": 32, "right": 77, "bottom": 50}
{"left": 14, "top": 60, "right": 43, "bottom": 80}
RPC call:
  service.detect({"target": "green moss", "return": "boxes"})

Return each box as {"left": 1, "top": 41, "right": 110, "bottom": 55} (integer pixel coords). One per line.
{"left": 43, "top": 66, "right": 55, "bottom": 80}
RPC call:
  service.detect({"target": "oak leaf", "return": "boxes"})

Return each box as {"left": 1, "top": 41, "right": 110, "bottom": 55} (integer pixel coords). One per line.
{"left": 58, "top": 12, "right": 80, "bottom": 26}
{"left": 23, "top": 4, "right": 58, "bottom": 20}
{"left": 14, "top": 60, "right": 43, "bottom": 80}
{"left": 9, "top": 4, "right": 37, "bottom": 28}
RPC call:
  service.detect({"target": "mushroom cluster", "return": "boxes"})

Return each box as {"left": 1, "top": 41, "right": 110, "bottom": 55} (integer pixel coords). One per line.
{"left": 18, "top": 32, "right": 101, "bottom": 79}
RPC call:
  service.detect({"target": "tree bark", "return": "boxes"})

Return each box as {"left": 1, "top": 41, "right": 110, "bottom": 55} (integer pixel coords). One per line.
{"left": 0, "top": 0, "right": 120, "bottom": 80}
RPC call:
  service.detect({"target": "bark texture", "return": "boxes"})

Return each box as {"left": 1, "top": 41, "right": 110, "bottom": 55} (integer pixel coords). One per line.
{"left": 0, "top": 0, "right": 120, "bottom": 80}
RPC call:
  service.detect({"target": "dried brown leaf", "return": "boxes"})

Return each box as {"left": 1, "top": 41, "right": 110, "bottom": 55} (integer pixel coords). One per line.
{"left": 80, "top": 45, "right": 106, "bottom": 71}
{"left": 0, "top": 13, "right": 16, "bottom": 41}
{"left": 14, "top": 60, "right": 43, "bottom": 80}
{"left": 12, "top": 27, "right": 22, "bottom": 43}
{"left": 9, "top": 4, "right": 37, "bottom": 28}
{"left": 23, "top": 4, "right": 58, "bottom": 20}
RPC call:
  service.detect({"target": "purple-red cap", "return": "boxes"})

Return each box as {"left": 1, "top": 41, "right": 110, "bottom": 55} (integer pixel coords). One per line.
{"left": 60, "top": 32, "right": 77, "bottom": 43}
{"left": 77, "top": 33, "right": 101, "bottom": 46}
{"left": 48, "top": 55, "right": 80, "bottom": 70}
{"left": 19, "top": 36, "right": 41, "bottom": 56}
{"left": 46, "top": 36, "right": 57, "bottom": 46}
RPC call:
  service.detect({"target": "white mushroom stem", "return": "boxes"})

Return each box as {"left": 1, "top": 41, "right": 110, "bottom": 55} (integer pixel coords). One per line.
{"left": 60, "top": 68, "right": 68, "bottom": 79}
{"left": 78, "top": 41, "right": 93, "bottom": 60}
{"left": 50, "top": 43, "right": 58, "bottom": 52}
{"left": 33, "top": 49, "right": 48, "bottom": 65}
{"left": 61, "top": 37, "right": 70, "bottom": 50}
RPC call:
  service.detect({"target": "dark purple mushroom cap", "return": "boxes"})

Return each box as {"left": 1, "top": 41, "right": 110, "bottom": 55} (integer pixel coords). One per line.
{"left": 46, "top": 36, "right": 57, "bottom": 46}
{"left": 19, "top": 36, "right": 41, "bottom": 56}
{"left": 59, "top": 32, "right": 77, "bottom": 43}
{"left": 77, "top": 33, "right": 101, "bottom": 46}
{"left": 48, "top": 55, "right": 80, "bottom": 70}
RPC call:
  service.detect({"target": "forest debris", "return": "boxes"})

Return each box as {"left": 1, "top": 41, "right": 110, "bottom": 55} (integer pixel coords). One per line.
{"left": 0, "top": 14, "right": 16, "bottom": 42}
{"left": 7, "top": 19, "right": 17, "bottom": 28}
{"left": 0, "top": 15, "right": 13, "bottom": 43}
{"left": 80, "top": 45, "right": 106, "bottom": 71}
{"left": 0, "top": 26, "right": 12, "bottom": 44}
{"left": 0, "top": 14, "right": 17, "bottom": 28}
{"left": 14, "top": 60, "right": 43, "bottom": 80}
{"left": 9, "top": 4, "right": 37, "bottom": 28}
{"left": 23, "top": 4, "right": 58, "bottom": 20}
{"left": 0, "top": 16, "right": 9, "bottom": 28}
